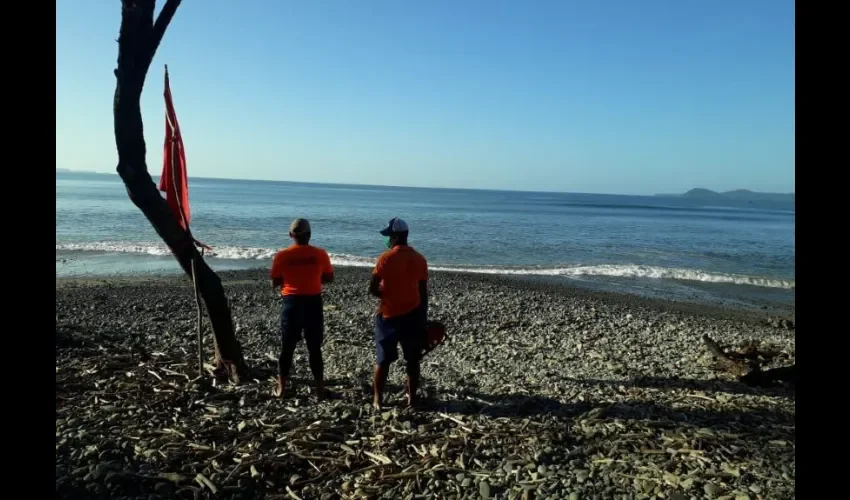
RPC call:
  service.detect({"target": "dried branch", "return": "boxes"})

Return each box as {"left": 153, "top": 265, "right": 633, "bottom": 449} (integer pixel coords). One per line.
{"left": 152, "top": 0, "right": 182, "bottom": 50}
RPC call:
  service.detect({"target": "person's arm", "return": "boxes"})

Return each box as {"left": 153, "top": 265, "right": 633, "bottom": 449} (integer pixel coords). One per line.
{"left": 369, "top": 256, "right": 384, "bottom": 298}
{"left": 369, "top": 275, "right": 382, "bottom": 298}
{"left": 270, "top": 253, "right": 284, "bottom": 292}
{"left": 418, "top": 257, "right": 429, "bottom": 321}
{"left": 418, "top": 280, "right": 428, "bottom": 320}
{"left": 321, "top": 250, "right": 335, "bottom": 284}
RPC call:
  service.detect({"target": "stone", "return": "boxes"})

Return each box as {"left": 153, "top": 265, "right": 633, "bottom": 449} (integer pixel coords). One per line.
{"left": 91, "top": 464, "right": 111, "bottom": 481}
{"left": 154, "top": 483, "right": 173, "bottom": 496}
{"left": 479, "top": 481, "right": 491, "bottom": 498}
{"left": 667, "top": 491, "right": 687, "bottom": 500}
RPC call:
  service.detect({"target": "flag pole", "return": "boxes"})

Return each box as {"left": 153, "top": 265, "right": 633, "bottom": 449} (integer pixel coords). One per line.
{"left": 191, "top": 252, "right": 203, "bottom": 379}
{"left": 165, "top": 64, "right": 204, "bottom": 380}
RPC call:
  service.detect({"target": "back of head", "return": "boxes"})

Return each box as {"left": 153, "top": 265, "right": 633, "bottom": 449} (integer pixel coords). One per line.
{"left": 379, "top": 217, "right": 410, "bottom": 246}
{"left": 289, "top": 218, "right": 311, "bottom": 245}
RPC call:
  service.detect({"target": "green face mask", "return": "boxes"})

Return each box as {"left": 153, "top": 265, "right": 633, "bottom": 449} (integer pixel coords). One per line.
{"left": 385, "top": 237, "right": 392, "bottom": 249}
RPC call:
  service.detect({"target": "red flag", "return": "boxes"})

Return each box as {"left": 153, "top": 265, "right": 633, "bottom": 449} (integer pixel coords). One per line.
{"left": 160, "top": 65, "right": 191, "bottom": 231}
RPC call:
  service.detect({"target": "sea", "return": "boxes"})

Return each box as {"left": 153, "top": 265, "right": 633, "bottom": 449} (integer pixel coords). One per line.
{"left": 56, "top": 172, "right": 795, "bottom": 309}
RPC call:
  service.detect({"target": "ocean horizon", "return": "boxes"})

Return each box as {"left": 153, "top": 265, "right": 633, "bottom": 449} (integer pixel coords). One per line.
{"left": 55, "top": 170, "right": 796, "bottom": 201}
{"left": 56, "top": 171, "right": 795, "bottom": 305}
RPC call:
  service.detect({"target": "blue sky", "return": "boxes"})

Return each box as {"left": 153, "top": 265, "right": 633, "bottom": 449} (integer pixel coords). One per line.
{"left": 56, "top": 0, "right": 794, "bottom": 195}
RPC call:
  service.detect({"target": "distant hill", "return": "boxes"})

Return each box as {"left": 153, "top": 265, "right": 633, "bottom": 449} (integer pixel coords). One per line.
{"left": 655, "top": 188, "right": 795, "bottom": 209}
{"left": 56, "top": 168, "right": 72, "bottom": 173}
{"left": 682, "top": 188, "right": 726, "bottom": 199}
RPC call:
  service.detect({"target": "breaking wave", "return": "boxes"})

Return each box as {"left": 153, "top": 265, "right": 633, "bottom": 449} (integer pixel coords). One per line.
{"left": 56, "top": 241, "right": 794, "bottom": 289}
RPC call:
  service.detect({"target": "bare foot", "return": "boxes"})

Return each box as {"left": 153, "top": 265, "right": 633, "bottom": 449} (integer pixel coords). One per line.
{"left": 272, "top": 377, "right": 286, "bottom": 398}
{"left": 373, "top": 395, "right": 382, "bottom": 411}
{"left": 406, "top": 393, "right": 419, "bottom": 408}
{"left": 315, "top": 386, "right": 330, "bottom": 401}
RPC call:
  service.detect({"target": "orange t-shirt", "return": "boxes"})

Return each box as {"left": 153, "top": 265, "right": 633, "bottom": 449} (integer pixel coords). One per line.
{"left": 373, "top": 245, "right": 428, "bottom": 318}
{"left": 270, "top": 244, "right": 333, "bottom": 296}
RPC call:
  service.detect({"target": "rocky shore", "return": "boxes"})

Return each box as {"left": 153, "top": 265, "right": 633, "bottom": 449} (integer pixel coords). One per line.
{"left": 56, "top": 267, "right": 795, "bottom": 500}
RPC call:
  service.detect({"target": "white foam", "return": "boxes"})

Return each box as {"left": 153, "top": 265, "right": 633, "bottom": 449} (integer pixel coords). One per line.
{"left": 55, "top": 241, "right": 375, "bottom": 266}
{"left": 56, "top": 241, "right": 794, "bottom": 289}
{"left": 432, "top": 263, "right": 795, "bottom": 289}
{"left": 57, "top": 241, "right": 177, "bottom": 257}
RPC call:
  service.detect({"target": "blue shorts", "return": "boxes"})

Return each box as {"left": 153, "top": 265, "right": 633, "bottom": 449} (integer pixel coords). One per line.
{"left": 375, "top": 309, "right": 425, "bottom": 365}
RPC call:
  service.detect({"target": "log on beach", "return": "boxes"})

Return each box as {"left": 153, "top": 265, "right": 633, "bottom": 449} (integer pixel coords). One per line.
{"left": 702, "top": 334, "right": 797, "bottom": 387}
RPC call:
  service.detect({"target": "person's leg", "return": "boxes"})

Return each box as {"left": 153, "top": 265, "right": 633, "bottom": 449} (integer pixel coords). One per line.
{"left": 399, "top": 311, "right": 424, "bottom": 407}
{"left": 373, "top": 314, "right": 399, "bottom": 409}
{"left": 303, "top": 295, "right": 327, "bottom": 399}
{"left": 275, "top": 297, "right": 303, "bottom": 397}
{"left": 372, "top": 363, "right": 390, "bottom": 410}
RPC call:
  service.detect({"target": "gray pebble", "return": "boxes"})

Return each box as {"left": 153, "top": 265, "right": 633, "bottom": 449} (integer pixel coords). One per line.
{"left": 667, "top": 492, "right": 687, "bottom": 500}
{"left": 154, "top": 483, "right": 173, "bottom": 496}
{"left": 91, "top": 464, "right": 110, "bottom": 481}
{"left": 479, "top": 481, "right": 491, "bottom": 498}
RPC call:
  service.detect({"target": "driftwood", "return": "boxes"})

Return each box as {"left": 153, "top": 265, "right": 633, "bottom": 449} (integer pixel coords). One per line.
{"left": 739, "top": 364, "right": 797, "bottom": 387}
{"left": 701, "top": 335, "right": 795, "bottom": 387}
{"left": 112, "top": 0, "right": 249, "bottom": 383}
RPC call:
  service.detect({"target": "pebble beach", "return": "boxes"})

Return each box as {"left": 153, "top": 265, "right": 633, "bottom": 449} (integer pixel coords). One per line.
{"left": 55, "top": 267, "right": 795, "bottom": 500}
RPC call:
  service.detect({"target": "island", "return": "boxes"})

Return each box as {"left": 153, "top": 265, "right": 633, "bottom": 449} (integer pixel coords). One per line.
{"left": 656, "top": 188, "right": 795, "bottom": 209}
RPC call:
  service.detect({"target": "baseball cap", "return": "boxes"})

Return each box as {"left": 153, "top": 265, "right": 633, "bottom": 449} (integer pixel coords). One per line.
{"left": 379, "top": 217, "right": 409, "bottom": 236}
{"left": 289, "top": 218, "right": 311, "bottom": 235}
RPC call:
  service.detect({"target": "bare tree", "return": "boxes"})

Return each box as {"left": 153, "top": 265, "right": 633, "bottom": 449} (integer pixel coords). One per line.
{"left": 113, "top": 0, "right": 250, "bottom": 383}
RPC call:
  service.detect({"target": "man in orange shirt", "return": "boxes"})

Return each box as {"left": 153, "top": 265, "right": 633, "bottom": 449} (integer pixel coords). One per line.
{"left": 270, "top": 218, "right": 335, "bottom": 399}
{"left": 369, "top": 217, "right": 428, "bottom": 409}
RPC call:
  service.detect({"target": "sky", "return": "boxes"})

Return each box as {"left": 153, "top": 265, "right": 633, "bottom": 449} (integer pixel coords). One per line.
{"left": 56, "top": 0, "right": 795, "bottom": 195}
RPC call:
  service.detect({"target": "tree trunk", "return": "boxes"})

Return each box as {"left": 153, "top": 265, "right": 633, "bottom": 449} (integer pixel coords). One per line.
{"left": 113, "top": 0, "right": 249, "bottom": 384}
